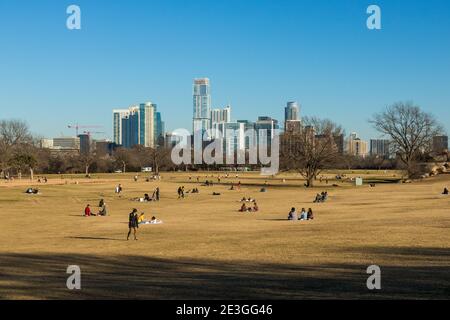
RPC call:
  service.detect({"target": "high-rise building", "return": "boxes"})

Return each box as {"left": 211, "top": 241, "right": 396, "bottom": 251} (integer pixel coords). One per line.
{"left": 433, "top": 135, "right": 448, "bottom": 153}
{"left": 285, "top": 101, "right": 300, "bottom": 121}
{"left": 370, "top": 139, "right": 390, "bottom": 158}
{"left": 255, "top": 116, "right": 279, "bottom": 148}
{"left": 284, "top": 101, "right": 301, "bottom": 133}
{"left": 113, "top": 109, "right": 130, "bottom": 145}
{"left": 155, "top": 111, "right": 165, "bottom": 144}
{"left": 113, "top": 102, "right": 159, "bottom": 149}
{"left": 193, "top": 78, "right": 211, "bottom": 135}
{"left": 139, "top": 102, "right": 156, "bottom": 148}
{"left": 78, "top": 134, "right": 91, "bottom": 155}
{"left": 346, "top": 132, "right": 368, "bottom": 157}
{"left": 211, "top": 105, "right": 231, "bottom": 126}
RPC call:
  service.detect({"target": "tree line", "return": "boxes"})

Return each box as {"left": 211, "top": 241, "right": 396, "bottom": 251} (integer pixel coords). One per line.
{"left": 0, "top": 102, "right": 446, "bottom": 184}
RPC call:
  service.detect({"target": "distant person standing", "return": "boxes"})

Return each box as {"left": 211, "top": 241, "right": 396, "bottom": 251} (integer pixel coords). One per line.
{"left": 115, "top": 184, "right": 123, "bottom": 194}
{"left": 127, "top": 209, "right": 139, "bottom": 241}
{"left": 155, "top": 187, "right": 160, "bottom": 201}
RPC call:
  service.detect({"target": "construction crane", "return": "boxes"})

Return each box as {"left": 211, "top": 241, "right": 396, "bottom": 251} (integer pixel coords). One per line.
{"left": 67, "top": 124, "right": 103, "bottom": 136}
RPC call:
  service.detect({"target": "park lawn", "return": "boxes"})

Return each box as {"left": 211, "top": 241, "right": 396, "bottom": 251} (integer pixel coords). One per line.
{"left": 0, "top": 171, "right": 449, "bottom": 299}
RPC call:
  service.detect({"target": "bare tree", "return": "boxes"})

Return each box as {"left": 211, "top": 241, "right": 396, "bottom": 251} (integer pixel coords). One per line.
{"left": 0, "top": 120, "right": 33, "bottom": 178}
{"left": 369, "top": 102, "right": 444, "bottom": 178}
{"left": 113, "top": 148, "right": 131, "bottom": 173}
{"left": 281, "top": 117, "right": 344, "bottom": 187}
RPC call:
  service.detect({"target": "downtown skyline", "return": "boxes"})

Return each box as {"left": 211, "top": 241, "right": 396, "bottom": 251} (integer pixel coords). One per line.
{"left": 0, "top": 0, "right": 449, "bottom": 140}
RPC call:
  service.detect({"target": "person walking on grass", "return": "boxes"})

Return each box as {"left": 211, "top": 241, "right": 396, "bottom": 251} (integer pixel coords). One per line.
{"left": 127, "top": 209, "right": 139, "bottom": 241}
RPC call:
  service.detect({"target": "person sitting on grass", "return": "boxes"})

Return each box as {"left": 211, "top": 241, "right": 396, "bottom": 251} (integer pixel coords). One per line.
{"left": 144, "top": 193, "right": 151, "bottom": 202}
{"left": 307, "top": 208, "right": 314, "bottom": 220}
{"left": 25, "top": 188, "right": 39, "bottom": 194}
{"left": 314, "top": 193, "right": 323, "bottom": 203}
{"left": 239, "top": 203, "right": 248, "bottom": 212}
{"left": 138, "top": 212, "right": 146, "bottom": 224}
{"left": 252, "top": 202, "right": 259, "bottom": 212}
{"left": 288, "top": 208, "right": 297, "bottom": 220}
{"left": 84, "top": 204, "right": 92, "bottom": 217}
{"left": 298, "top": 208, "right": 307, "bottom": 220}
{"left": 149, "top": 216, "right": 162, "bottom": 224}
{"left": 443, "top": 187, "right": 449, "bottom": 195}
{"left": 98, "top": 203, "right": 107, "bottom": 216}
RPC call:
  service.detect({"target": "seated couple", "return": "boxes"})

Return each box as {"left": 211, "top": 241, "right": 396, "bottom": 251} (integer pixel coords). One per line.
{"left": 84, "top": 203, "right": 108, "bottom": 217}
{"left": 313, "top": 192, "right": 328, "bottom": 203}
{"left": 138, "top": 213, "right": 163, "bottom": 225}
{"left": 239, "top": 203, "right": 259, "bottom": 212}
{"left": 288, "top": 208, "right": 314, "bottom": 221}
{"left": 443, "top": 187, "right": 449, "bottom": 195}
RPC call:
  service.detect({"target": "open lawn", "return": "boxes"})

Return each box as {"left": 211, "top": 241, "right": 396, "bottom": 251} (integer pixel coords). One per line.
{"left": 0, "top": 171, "right": 449, "bottom": 299}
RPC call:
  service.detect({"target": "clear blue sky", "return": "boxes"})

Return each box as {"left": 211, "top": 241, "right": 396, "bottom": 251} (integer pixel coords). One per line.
{"left": 0, "top": 0, "right": 449, "bottom": 140}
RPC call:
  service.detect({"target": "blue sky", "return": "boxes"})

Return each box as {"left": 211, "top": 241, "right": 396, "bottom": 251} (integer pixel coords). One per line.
{"left": 0, "top": 0, "right": 449, "bottom": 140}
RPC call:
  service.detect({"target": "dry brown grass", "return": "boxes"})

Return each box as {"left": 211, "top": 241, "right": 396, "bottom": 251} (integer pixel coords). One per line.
{"left": 0, "top": 171, "right": 449, "bottom": 299}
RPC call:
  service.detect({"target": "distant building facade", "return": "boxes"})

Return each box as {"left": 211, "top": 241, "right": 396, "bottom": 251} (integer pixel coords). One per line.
{"left": 193, "top": 78, "right": 211, "bottom": 135}
{"left": 346, "top": 132, "right": 368, "bottom": 157}
{"left": 370, "top": 139, "right": 390, "bottom": 158}
{"left": 284, "top": 101, "right": 301, "bottom": 134}
{"left": 433, "top": 135, "right": 448, "bottom": 153}
{"left": 113, "top": 102, "right": 163, "bottom": 149}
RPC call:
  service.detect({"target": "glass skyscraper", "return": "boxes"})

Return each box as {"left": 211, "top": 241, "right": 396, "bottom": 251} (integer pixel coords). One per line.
{"left": 193, "top": 78, "right": 211, "bottom": 135}
{"left": 113, "top": 102, "right": 161, "bottom": 149}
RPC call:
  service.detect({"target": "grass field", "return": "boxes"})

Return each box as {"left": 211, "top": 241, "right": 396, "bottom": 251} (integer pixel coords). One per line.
{"left": 0, "top": 170, "right": 449, "bottom": 299}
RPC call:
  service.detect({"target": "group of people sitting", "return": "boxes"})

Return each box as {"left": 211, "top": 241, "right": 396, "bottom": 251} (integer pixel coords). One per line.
{"left": 239, "top": 202, "right": 259, "bottom": 212}
{"left": 137, "top": 212, "right": 162, "bottom": 225}
{"left": 313, "top": 191, "right": 328, "bottom": 203}
{"left": 443, "top": 187, "right": 449, "bottom": 195}
{"left": 37, "top": 177, "right": 48, "bottom": 183}
{"left": 288, "top": 208, "right": 314, "bottom": 221}
{"left": 84, "top": 199, "right": 108, "bottom": 217}
{"left": 140, "top": 188, "right": 160, "bottom": 202}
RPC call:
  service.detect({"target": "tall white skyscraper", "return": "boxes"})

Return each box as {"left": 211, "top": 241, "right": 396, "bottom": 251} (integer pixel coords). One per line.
{"left": 193, "top": 78, "right": 211, "bottom": 134}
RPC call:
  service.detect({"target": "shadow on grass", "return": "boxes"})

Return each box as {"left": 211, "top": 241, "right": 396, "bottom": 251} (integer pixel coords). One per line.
{"left": 1, "top": 246, "right": 449, "bottom": 299}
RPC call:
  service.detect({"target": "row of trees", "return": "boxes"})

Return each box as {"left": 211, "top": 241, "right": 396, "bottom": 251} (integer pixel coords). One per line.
{"left": 0, "top": 102, "right": 445, "bottom": 185}
{"left": 280, "top": 102, "right": 445, "bottom": 186}
{"left": 0, "top": 120, "right": 174, "bottom": 179}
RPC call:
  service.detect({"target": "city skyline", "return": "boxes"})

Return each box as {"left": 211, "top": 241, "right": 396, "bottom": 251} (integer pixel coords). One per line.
{"left": 1, "top": 0, "right": 449, "bottom": 140}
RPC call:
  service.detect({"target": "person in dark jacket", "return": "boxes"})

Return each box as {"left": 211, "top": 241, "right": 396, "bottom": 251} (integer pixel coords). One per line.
{"left": 127, "top": 209, "right": 139, "bottom": 240}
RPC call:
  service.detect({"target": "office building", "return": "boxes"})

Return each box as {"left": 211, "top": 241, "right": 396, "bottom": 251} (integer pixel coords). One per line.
{"left": 255, "top": 116, "right": 279, "bottom": 147}
{"left": 433, "top": 135, "right": 448, "bottom": 153}
{"left": 113, "top": 102, "right": 161, "bottom": 149}
{"left": 346, "top": 132, "right": 368, "bottom": 157}
{"left": 284, "top": 101, "right": 301, "bottom": 133}
{"left": 78, "top": 134, "right": 91, "bottom": 155}
{"left": 370, "top": 139, "right": 390, "bottom": 158}
{"left": 193, "top": 78, "right": 211, "bottom": 135}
